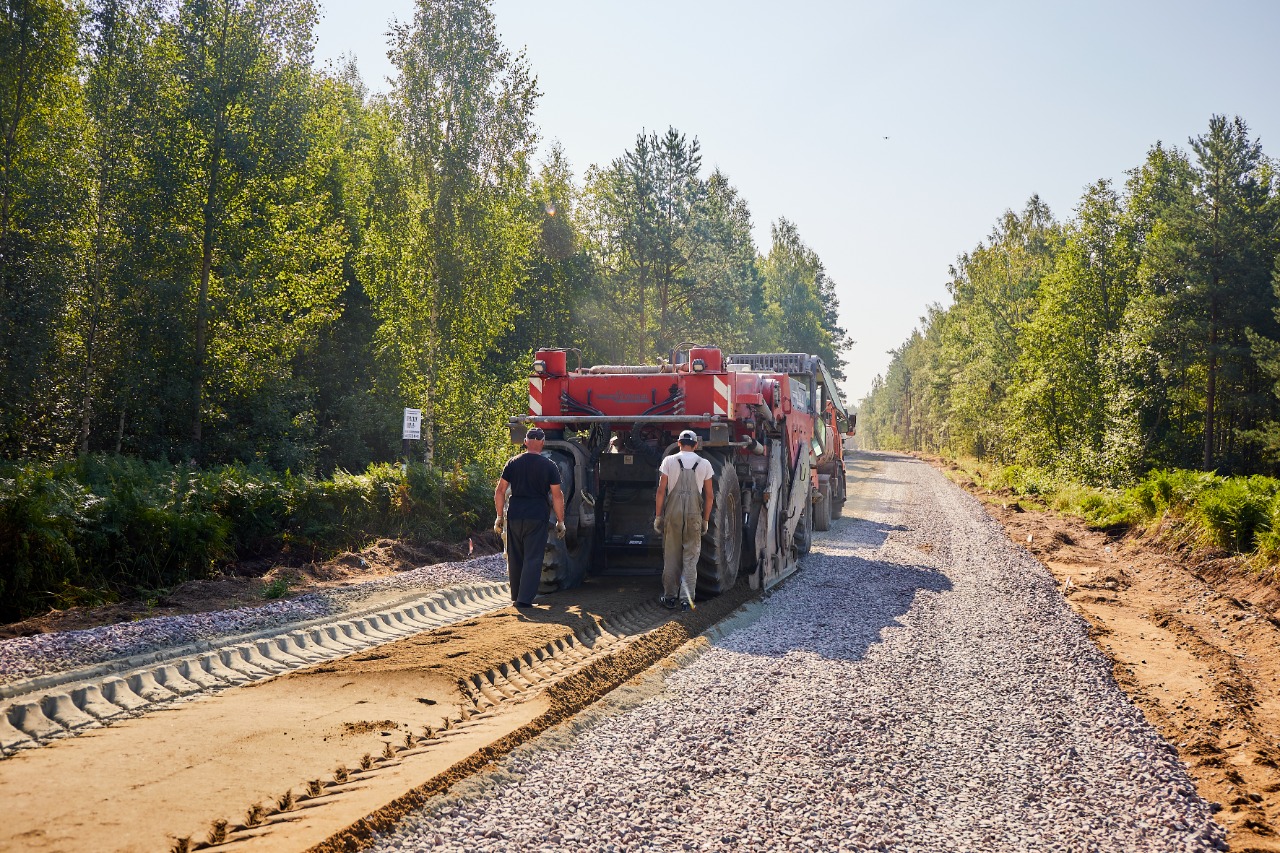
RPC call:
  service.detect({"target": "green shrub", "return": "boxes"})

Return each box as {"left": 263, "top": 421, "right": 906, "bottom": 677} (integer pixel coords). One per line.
{"left": 1126, "top": 468, "right": 1221, "bottom": 519}
{"left": 198, "top": 464, "right": 292, "bottom": 556}
{"left": 288, "top": 468, "right": 378, "bottom": 550}
{"left": 0, "top": 456, "right": 496, "bottom": 622}
{"left": 435, "top": 464, "right": 493, "bottom": 540}
{"left": 261, "top": 576, "right": 291, "bottom": 599}
{"left": 1192, "top": 476, "right": 1280, "bottom": 553}
{"left": 1254, "top": 496, "right": 1280, "bottom": 561}
{"left": 0, "top": 466, "right": 94, "bottom": 617}
{"left": 1050, "top": 483, "right": 1135, "bottom": 528}
{"left": 949, "top": 456, "right": 1280, "bottom": 562}
{"left": 74, "top": 458, "right": 230, "bottom": 594}
{"left": 987, "top": 463, "right": 1063, "bottom": 497}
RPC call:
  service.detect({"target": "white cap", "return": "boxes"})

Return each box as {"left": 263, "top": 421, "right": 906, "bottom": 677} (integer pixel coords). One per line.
{"left": 678, "top": 429, "right": 698, "bottom": 445}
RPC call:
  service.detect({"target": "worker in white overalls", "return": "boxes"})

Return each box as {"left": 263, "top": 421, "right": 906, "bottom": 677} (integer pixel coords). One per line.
{"left": 653, "top": 429, "right": 714, "bottom": 610}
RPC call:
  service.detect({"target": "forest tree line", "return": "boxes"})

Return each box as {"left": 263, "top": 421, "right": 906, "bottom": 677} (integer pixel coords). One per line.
{"left": 0, "top": 0, "right": 849, "bottom": 475}
{"left": 859, "top": 115, "right": 1280, "bottom": 484}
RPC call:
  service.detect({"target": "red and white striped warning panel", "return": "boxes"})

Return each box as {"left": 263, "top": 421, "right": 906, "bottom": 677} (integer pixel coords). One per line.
{"left": 529, "top": 378, "right": 544, "bottom": 416}
{"left": 712, "top": 375, "right": 732, "bottom": 416}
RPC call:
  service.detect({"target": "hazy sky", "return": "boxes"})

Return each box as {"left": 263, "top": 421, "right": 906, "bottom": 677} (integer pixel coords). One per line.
{"left": 314, "top": 1, "right": 1280, "bottom": 405}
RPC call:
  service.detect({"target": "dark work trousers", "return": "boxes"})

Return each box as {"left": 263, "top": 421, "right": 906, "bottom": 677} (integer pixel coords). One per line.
{"left": 505, "top": 517, "right": 548, "bottom": 605}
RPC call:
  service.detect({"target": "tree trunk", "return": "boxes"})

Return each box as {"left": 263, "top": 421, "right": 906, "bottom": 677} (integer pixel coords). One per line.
{"left": 425, "top": 312, "right": 436, "bottom": 468}
{"left": 193, "top": 124, "right": 224, "bottom": 456}
{"left": 79, "top": 259, "right": 101, "bottom": 454}
{"left": 115, "top": 403, "right": 125, "bottom": 454}
{"left": 0, "top": 3, "right": 34, "bottom": 246}
{"left": 1203, "top": 297, "right": 1218, "bottom": 470}
{"left": 903, "top": 373, "right": 912, "bottom": 447}
{"left": 637, "top": 262, "right": 647, "bottom": 361}
{"left": 81, "top": 141, "right": 115, "bottom": 454}
{"left": 1225, "top": 408, "right": 1236, "bottom": 467}
{"left": 1049, "top": 388, "right": 1064, "bottom": 452}
{"left": 658, "top": 245, "right": 672, "bottom": 344}
{"left": 423, "top": 397, "right": 434, "bottom": 467}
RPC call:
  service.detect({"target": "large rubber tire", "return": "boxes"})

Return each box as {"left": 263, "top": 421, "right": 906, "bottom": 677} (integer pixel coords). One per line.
{"left": 813, "top": 483, "right": 831, "bottom": 532}
{"left": 539, "top": 448, "right": 592, "bottom": 592}
{"left": 697, "top": 460, "right": 742, "bottom": 597}
{"left": 793, "top": 493, "right": 813, "bottom": 556}
{"left": 740, "top": 427, "right": 773, "bottom": 575}
{"left": 832, "top": 466, "right": 847, "bottom": 514}
{"left": 540, "top": 528, "right": 592, "bottom": 593}
{"left": 740, "top": 488, "right": 760, "bottom": 573}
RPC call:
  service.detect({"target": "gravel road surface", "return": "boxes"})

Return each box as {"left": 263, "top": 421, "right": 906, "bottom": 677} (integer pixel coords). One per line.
{"left": 369, "top": 451, "right": 1224, "bottom": 852}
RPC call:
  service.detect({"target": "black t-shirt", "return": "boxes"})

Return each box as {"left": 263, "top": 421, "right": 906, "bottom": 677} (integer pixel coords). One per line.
{"left": 501, "top": 451, "right": 562, "bottom": 520}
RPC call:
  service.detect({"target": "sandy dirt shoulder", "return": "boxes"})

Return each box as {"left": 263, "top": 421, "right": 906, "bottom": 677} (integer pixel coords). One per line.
{"left": 927, "top": 456, "right": 1280, "bottom": 853}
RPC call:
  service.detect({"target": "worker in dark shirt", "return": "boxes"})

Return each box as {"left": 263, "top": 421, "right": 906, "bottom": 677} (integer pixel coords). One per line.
{"left": 493, "top": 427, "right": 566, "bottom": 608}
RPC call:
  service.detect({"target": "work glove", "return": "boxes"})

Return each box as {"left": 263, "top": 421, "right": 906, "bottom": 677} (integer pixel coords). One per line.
{"left": 493, "top": 515, "right": 504, "bottom": 535}
{"left": 700, "top": 518, "right": 709, "bottom": 536}
{"left": 555, "top": 520, "right": 566, "bottom": 540}
{"left": 653, "top": 516, "right": 663, "bottom": 535}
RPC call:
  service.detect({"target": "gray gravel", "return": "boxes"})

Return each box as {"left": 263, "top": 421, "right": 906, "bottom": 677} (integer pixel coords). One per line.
{"left": 369, "top": 452, "right": 1225, "bottom": 852}
{"left": 0, "top": 554, "right": 507, "bottom": 686}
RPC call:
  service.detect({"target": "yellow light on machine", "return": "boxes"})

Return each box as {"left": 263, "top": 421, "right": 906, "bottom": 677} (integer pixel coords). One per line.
{"left": 532, "top": 359, "right": 547, "bottom": 375}
{"left": 691, "top": 358, "right": 706, "bottom": 372}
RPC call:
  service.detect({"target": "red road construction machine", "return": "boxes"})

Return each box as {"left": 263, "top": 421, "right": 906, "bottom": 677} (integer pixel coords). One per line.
{"left": 508, "top": 346, "right": 855, "bottom": 597}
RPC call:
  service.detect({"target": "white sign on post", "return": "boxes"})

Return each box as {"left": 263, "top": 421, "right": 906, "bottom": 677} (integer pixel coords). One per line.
{"left": 402, "top": 408, "right": 422, "bottom": 440}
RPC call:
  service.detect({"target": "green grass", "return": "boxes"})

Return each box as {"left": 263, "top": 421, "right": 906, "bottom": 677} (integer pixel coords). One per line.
{"left": 946, "top": 457, "right": 1280, "bottom": 563}
{"left": 261, "top": 576, "right": 291, "bottom": 600}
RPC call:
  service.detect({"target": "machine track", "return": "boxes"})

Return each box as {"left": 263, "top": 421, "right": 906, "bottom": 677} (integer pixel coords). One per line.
{"left": 186, "top": 597, "right": 680, "bottom": 851}
{"left": 0, "top": 582, "right": 509, "bottom": 756}
{"left": 457, "top": 599, "right": 670, "bottom": 712}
